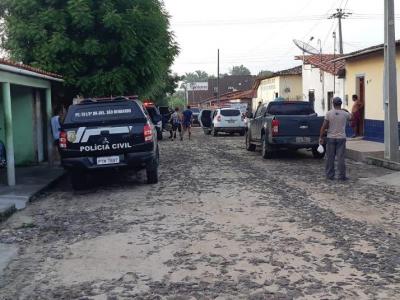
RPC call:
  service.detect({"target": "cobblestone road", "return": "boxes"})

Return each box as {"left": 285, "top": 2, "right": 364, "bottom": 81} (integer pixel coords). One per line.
{"left": 0, "top": 128, "right": 399, "bottom": 299}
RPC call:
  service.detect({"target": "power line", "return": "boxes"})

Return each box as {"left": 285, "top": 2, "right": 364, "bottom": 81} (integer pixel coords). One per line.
{"left": 328, "top": 9, "right": 352, "bottom": 54}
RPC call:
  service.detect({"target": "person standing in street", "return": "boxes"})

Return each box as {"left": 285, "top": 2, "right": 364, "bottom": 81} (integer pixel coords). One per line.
{"left": 319, "top": 97, "right": 352, "bottom": 181}
{"left": 351, "top": 94, "right": 364, "bottom": 137}
{"left": 182, "top": 105, "right": 193, "bottom": 140}
{"left": 169, "top": 107, "right": 182, "bottom": 141}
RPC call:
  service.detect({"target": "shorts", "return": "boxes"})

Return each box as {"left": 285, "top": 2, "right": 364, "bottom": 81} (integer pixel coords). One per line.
{"left": 183, "top": 122, "right": 191, "bottom": 128}
{"left": 351, "top": 111, "right": 361, "bottom": 127}
{"left": 172, "top": 124, "right": 182, "bottom": 132}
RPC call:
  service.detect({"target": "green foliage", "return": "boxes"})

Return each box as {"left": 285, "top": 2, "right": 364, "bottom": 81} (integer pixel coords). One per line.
{"left": 258, "top": 70, "right": 274, "bottom": 78}
{"left": 0, "top": 0, "right": 178, "bottom": 98}
{"left": 229, "top": 65, "right": 251, "bottom": 76}
{"left": 167, "top": 90, "right": 186, "bottom": 110}
{"left": 183, "top": 70, "right": 209, "bottom": 83}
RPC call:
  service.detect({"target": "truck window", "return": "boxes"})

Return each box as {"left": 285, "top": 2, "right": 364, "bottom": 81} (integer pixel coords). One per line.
{"left": 267, "top": 102, "right": 315, "bottom": 115}
{"left": 65, "top": 102, "right": 144, "bottom": 124}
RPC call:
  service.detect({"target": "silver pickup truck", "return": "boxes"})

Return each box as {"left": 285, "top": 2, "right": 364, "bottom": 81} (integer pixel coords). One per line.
{"left": 246, "top": 101, "right": 325, "bottom": 159}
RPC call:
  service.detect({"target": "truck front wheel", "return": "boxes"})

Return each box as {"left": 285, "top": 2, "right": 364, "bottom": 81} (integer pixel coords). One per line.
{"left": 245, "top": 132, "right": 256, "bottom": 151}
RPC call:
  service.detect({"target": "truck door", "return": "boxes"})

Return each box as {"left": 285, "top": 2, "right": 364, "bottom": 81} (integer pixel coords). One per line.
{"left": 199, "top": 109, "right": 212, "bottom": 134}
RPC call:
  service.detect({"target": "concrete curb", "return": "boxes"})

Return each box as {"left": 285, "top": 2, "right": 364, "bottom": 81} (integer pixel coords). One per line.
{"left": 0, "top": 170, "right": 66, "bottom": 223}
{"left": 366, "top": 156, "right": 400, "bottom": 171}
{"left": 0, "top": 203, "right": 16, "bottom": 222}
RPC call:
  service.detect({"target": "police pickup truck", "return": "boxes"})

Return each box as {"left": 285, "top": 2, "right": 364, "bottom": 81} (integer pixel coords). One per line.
{"left": 60, "top": 97, "right": 159, "bottom": 189}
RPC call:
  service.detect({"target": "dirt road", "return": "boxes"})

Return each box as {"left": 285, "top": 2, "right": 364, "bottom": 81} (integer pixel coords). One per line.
{"left": 1, "top": 128, "right": 399, "bottom": 299}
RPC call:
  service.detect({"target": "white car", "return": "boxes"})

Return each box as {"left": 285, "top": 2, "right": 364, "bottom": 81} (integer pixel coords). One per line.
{"left": 199, "top": 108, "right": 246, "bottom": 136}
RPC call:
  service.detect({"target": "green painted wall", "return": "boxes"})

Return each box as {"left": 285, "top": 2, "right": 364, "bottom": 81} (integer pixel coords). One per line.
{"left": 0, "top": 85, "right": 36, "bottom": 166}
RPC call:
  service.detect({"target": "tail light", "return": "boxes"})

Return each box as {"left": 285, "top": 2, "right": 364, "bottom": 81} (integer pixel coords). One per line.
{"left": 144, "top": 123, "right": 153, "bottom": 142}
{"left": 59, "top": 131, "right": 67, "bottom": 149}
{"left": 217, "top": 115, "right": 222, "bottom": 122}
{"left": 272, "top": 119, "right": 279, "bottom": 136}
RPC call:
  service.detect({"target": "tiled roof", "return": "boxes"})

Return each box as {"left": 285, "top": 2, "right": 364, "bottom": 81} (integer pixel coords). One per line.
{"left": 334, "top": 40, "right": 400, "bottom": 61}
{"left": 201, "top": 89, "right": 255, "bottom": 104}
{"left": 188, "top": 75, "right": 255, "bottom": 105}
{"left": 252, "top": 65, "right": 303, "bottom": 93}
{"left": 273, "top": 65, "right": 303, "bottom": 77}
{"left": 0, "top": 58, "right": 62, "bottom": 79}
{"left": 296, "top": 54, "right": 345, "bottom": 75}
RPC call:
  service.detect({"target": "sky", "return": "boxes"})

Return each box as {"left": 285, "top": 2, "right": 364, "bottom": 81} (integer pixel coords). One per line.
{"left": 163, "top": 0, "right": 400, "bottom": 76}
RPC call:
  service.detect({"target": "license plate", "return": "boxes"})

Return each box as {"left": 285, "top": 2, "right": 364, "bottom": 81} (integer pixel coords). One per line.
{"left": 296, "top": 137, "right": 311, "bottom": 143}
{"left": 97, "top": 156, "right": 120, "bottom": 165}
{"left": 227, "top": 120, "right": 236, "bottom": 123}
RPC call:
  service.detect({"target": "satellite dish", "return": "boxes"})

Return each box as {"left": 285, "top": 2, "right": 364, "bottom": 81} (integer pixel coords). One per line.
{"left": 293, "top": 39, "right": 320, "bottom": 55}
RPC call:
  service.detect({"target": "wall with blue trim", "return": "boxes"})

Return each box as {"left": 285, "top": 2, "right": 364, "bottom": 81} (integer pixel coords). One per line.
{"left": 347, "top": 119, "right": 400, "bottom": 143}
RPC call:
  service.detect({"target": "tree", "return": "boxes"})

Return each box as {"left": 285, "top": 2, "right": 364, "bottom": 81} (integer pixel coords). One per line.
{"left": 183, "top": 70, "right": 209, "bottom": 83}
{"left": 229, "top": 65, "right": 251, "bottom": 76}
{"left": 258, "top": 70, "right": 274, "bottom": 78}
{"left": 0, "top": 0, "right": 178, "bottom": 99}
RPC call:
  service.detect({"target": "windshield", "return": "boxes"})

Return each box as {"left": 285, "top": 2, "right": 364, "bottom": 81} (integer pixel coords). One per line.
{"left": 267, "top": 102, "right": 315, "bottom": 115}
{"left": 191, "top": 108, "right": 200, "bottom": 113}
{"left": 220, "top": 109, "right": 241, "bottom": 117}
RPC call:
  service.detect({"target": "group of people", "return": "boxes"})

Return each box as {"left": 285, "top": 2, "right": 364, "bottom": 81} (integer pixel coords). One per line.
{"left": 168, "top": 105, "right": 193, "bottom": 141}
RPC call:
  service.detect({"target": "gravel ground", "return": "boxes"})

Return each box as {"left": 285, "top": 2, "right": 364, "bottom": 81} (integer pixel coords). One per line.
{"left": 0, "top": 128, "right": 399, "bottom": 299}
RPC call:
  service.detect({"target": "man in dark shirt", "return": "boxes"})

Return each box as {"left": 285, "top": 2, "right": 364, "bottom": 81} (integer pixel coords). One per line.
{"left": 182, "top": 105, "right": 193, "bottom": 140}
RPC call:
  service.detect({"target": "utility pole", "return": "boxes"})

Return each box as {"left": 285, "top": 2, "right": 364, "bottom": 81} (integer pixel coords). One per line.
{"left": 328, "top": 9, "right": 352, "bottom": 54}
{"left": 384, "top": 0, "right": 399, "bottom": 162}
{"left": 217, "top": 49, "right": 220, "bottom": 108}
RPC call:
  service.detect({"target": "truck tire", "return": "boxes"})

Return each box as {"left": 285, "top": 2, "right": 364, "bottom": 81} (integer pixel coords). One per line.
{"left": 245, "top": 132, "right": 256, "bottom": 151}
{"left": 312, "top": 146, "right": 325, "bottom": 159}
{"left": 146, "top": 148, "right": 159, "bottom": 184}
{"left": 261, "top": 135, "right": 273, "bottom": 159}
{"left": 70, "top": 170, "right": 88, "bottom": 190}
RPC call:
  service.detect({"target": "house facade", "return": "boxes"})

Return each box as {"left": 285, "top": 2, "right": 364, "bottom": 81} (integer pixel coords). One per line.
{"left": 297, "top": 55, "right": 345, "bottom": 116}
{"left": 187, "top": 75, "right": 255, "bottom": 107}
{"left": 252, "top": 66, "right": 303, "bottom": 111}
{"left": 339, "top": 43, "right": 400, "bottom": 142}
{"left": 0, "top": 59, "right": 63, "bottom": 185}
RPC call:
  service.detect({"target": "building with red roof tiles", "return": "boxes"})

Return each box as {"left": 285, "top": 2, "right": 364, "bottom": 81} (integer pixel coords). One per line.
{"left": 295, "top": 54, "right": 345, "bottom": 116}
{"left": 0, "top": 59, "right": 63, "bottom": 186}
{"left": 252, "top": 65, "right": 303, "bottom": 111}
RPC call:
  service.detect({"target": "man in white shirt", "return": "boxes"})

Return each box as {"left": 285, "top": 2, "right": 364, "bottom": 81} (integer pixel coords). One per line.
{"left": 319, "top": 97, "right": 352, "bottom": 181}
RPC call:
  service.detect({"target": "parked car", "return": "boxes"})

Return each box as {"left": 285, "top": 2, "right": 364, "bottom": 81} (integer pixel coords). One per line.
{"left": 199, "top": 108, "right": 246, "bottom": 136}
{"left": 246, "top": 101, "right": 325, "bottom": 159}
{"left": 190, "top": 107, "right": 201, "bottom": 125}
{"left": 60, "top": 97, "right": 159, "bottom": 189}
{"left": 144, "top": 102, "right": 163, "bottom": 140}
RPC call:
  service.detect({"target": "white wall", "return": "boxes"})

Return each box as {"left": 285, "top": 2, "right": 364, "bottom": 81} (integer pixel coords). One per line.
{"left": 302, "top": 64, "right": 344, "bottom": 116}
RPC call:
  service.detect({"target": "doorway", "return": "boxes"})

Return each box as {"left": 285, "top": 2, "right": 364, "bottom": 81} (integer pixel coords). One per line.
{"left": 356, "top": 76, "right": 365, "bottom": 136}
{"left": 327, "top": 91, "right": 334, "bottom": 111}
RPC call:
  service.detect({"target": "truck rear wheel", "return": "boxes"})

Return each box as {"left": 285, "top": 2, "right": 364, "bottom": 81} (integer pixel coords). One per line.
{"left": 146, "top": 148, "right": 159, "bottom": 184}
{"left": 262, "top": 135, "right": 273, "bottom": 159}
{"left": 70, "top": 170, "right": 89, "bottom": 190}
{"left": 245, "top": 132, "right": 256, "bottom": 151}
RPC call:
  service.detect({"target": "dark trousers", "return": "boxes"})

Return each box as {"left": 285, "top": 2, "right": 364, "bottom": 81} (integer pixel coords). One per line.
{"left": 326, "top": 138, "right": 346, "bottom": 179}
